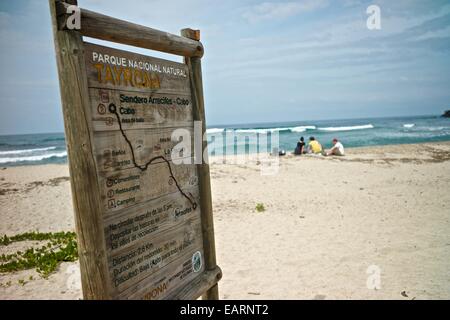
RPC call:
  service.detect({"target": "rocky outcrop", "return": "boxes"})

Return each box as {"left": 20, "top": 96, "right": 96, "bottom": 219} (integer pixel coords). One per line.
{"left": 442, "top": 110, "right": 450, "bottom": 118}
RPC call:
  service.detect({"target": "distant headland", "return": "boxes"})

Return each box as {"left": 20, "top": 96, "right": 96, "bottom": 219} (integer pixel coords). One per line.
{"left": 442, "top": 110, "right": 450, "bottom": 118}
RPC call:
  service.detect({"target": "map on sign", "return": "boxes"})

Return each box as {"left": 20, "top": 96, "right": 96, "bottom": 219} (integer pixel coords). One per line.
{"left": 83, "top": 42, "right": 204, "bottom": 299}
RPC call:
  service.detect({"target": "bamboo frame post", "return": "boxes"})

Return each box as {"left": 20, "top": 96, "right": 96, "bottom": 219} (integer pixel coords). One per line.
{"left": 181, "top": 28, "right": 220, "bottom": 300}
{"left": 49, "top": 0, "right": 111, "bottom": 299}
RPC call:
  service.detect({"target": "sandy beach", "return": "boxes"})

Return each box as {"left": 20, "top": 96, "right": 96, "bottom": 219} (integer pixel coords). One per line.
{"left": 1, "top": 142, "right": 449, "bottom": 300}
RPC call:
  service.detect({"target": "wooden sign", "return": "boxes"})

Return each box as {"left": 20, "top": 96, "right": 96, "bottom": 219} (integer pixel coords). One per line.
{"left": 49, "top": 0, "right": 221, "bottom": 300}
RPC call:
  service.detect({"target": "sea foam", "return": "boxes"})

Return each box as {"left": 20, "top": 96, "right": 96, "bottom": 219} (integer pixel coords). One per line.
{"left": 0, "top": 151, "right": 67, "bottom": 164}
{"left": 232, "top": 126, "right": 315, "bottom": 134}
{"left": 318, "top": 124, "right": 374, "bottom": 132}
{"left": 0, "top": 146, "right": 57, "bottom": 156}
{"left": 206, "top": 128, "right": 225, "bottom": 134}
{"left": 291, "top": 126, "right": 316, "bottom": 132}
{"left": 235, "top": 128, "right": 290, "bottom": 134}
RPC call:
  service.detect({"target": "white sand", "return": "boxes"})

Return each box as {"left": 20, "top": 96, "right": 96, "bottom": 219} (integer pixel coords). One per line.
{"left": 1, "top": 142, "right": 450, "bottom": 299}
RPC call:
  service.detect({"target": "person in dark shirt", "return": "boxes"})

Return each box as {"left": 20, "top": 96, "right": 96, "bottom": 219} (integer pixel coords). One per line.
{"left": 294, "top": 136, "right": 306, "bottom": 155}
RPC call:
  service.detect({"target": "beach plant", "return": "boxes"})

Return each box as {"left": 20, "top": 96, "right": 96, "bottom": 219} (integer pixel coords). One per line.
{"left": 0, "top": 231, "right": 78, "bottom": 278}
{"left": 255, "top": 203, "right": 266, "bottom": 212}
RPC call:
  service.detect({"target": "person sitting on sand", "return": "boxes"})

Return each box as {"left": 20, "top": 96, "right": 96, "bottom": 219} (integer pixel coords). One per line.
{"left": 307, "top": 136, "right": 323, "bottom": 154}
{"left": 294, "top": 137, "right": 306, "bottom": 155}
{"left": 327, "top": 138, "right": 345, "bottom": 156}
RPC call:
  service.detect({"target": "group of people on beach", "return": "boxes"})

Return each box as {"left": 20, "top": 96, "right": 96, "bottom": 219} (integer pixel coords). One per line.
{"left": 294, "top": 136, "right": 345, "bottom": 156}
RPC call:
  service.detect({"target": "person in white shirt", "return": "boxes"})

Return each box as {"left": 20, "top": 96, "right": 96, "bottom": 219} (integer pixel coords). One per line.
{"left": 327, "top": 138, "right": 345, "bottom": 156}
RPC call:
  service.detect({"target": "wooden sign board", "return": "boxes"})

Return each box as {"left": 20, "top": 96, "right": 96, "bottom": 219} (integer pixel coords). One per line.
{"left": 85, "top": 43, "right": 204, "bottom": 299}
{"left": 49, "top": 0, "right": 220, "bottom": 300}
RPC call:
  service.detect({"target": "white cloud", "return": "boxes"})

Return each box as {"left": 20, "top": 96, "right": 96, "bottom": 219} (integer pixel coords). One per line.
{"left": 242, "top": 0, "right": 329, "bottom": 23}
{"left": 412, "top": 24, "right": 450, "bottom": 41}
{"left": 342, "top": 0, "right": 363, "bottom": 8}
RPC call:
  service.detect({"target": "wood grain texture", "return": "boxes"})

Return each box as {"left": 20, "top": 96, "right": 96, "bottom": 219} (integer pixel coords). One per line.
{"left": 92, "top": 127, "right": 194, "bottom": 173}
{"left": 83, "top": 42, "right": 205, "bottom": 300}
{"left": 180, "top": 28, "right": 201, "bottom": 41}
{"left": 98, "top": 162, "right": 199, "bottom": 214}
{"left": 88, "top": 89, "right": 193, "bottom": 132}
{"left": 58, "top": 2, "right": 204, "bottom": 57}
{"left": 121, "top": 248, "right": 206, "bottom": 299}
{"left": 103, "top": 187, "right": 201, "bottom": 253}
{"left": 181, "top": 28, "right": 220, "bottom": 300}
{"left": 107, "top": 217, "right": 203, "bottom": 295}
{"left": 83, "top": 42, "right": 191, "bottom": 92}
{"left": 51, "top": 3, "right": 216, "bottom": 300}
{"left": 165, "top": 266, "right": 222, "bottom": 300}
{"left": 49, "top": 0, "right": 111, "bottom": 299}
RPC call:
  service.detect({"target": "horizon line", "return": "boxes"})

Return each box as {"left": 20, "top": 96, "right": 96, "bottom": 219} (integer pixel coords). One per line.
{"left": 0, "top": 113, "right": 443, "bottom": 136}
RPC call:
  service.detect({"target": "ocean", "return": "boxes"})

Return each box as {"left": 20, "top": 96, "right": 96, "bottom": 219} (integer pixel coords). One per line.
{"left": 1, "top": 115, "right": 449, "bottom": 166}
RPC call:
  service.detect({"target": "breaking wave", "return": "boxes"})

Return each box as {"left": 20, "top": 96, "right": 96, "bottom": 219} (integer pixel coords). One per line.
{"left": 211, "top": 126, "right": 317, "bottom": 134}
{"left": 206, "top": 128, "right": 225, "bottom": 134}
{"left": 318, "top": 124, "right": 374, "bottom": 132}
{"left": 0, "top": 146, "right": 57, "bottom": 156}
{"left": 0, "top": 151, "right": 67, "bottom": 164}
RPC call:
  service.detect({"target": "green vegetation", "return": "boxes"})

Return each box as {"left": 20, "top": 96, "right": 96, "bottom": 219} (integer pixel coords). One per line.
{"left": 255, "top": 203, "right": 266, "bottom": 212}
{"left": 0, "top": 231, "right": 78, "bottom": 278}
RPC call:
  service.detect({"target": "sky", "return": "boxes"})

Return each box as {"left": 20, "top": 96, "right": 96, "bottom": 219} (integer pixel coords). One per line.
{"left": 0, "top": 0, "right": 449, "bottom": 134}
